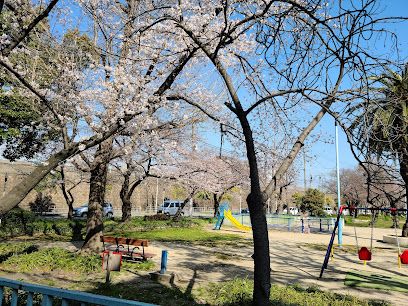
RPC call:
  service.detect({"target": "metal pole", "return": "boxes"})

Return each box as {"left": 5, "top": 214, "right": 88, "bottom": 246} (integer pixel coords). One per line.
{"left": 335, "top": 121, "right": 343, "bottom": 246}
{"left": 160, "top": 250, "right": 168, "bottom": 274}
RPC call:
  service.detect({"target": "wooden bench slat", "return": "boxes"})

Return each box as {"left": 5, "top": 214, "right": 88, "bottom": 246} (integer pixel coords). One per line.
{"left": 100, "top": 236, "right": 149, "bottom": 247}
{"left": 100, "top": 236, "right": 154, "bottom": 261}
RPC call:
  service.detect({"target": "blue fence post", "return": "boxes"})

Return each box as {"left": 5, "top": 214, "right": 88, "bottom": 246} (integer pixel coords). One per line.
{"left": 27, "top": 292, "right": 34, "bottom": 306}
{"left": 288, "top": 218, "right": 293, "bottom": 231}
{"left": 11, "top": 289, "right": 18, "bottom": 306}
{"left": 301, "top": 218, "right": 304, "bottom": 233}
{"left": 41, "top": 295, "right": 52, "bottom": 306}
{"left": 160, "top": 250, "right": 168, "bottom": 274}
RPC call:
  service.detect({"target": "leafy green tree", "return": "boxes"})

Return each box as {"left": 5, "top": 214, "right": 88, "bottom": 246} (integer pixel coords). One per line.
{"left": 300, "top": 188, "right": 325, "bottom": 216}
{"left": 350, "top": 64, "right": 408, "bottom": 236}
{"left": 291, "top": 192, "right": 303, "bottom": 208}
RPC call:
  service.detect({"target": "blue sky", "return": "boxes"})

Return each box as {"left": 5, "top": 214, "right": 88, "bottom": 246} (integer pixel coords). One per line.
{"left": 306, "top": 0, "right": 408, "bottom": 186}
{"left": 198, "top": 0, "right": 408, "bottom": 188}
{"left": 3, "top": 0, "right": 406, "bottom": 189}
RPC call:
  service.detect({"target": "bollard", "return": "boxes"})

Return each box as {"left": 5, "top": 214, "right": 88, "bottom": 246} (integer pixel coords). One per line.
{"left": 160, "top": 250, "right": 168, "bottom": 274}
{"left": 301, "top": 218, "right": 304, "bottom": 233}
{"left": 319, "top": 219, "right": 322, "bottom": 232}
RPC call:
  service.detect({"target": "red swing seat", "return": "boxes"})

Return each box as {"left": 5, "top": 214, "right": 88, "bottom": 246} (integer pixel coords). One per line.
{"left": 358, "top": 247, "right": 372, "bottom": 261}
{"left": 400, "top": 250, "right": 408, "bottom": 265}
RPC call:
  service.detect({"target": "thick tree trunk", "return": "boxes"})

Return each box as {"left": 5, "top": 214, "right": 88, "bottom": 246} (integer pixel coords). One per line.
{"left": 399, "top": 153, "right": 408, "bottom": 237}
{"left": 121, "top": 197, "right": 132, "bottom": 222}
{"left": 120, "top": 172, "right": 143, "bottom": 222}
{"left": 120, "top": 172, "right": 131, "bottom": 222}
{"left": 0, "top": 149, "right": 74, "bottom": 215}
{"left": 237, "top": 112, "right": 270, "bottom": 305}
{"left": 213, "top": 193, "right": 220, "bottom": 217}
{"left": 82, "top": 139, "right": 112, "bottom": 252}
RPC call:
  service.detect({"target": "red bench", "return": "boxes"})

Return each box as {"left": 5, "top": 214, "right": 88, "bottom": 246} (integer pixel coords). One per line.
{"left": 100, "top": 236, "right": 154, "bottom": 261}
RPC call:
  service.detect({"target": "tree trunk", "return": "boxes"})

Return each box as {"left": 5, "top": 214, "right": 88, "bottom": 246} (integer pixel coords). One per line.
{"left": 0, "top": 149, "right": 73, "bottom": 215}
{"left": 67, "top": 202, "right": 74, "bottom": 220}
{"left": 399, "top": 153, "right": 408, "bottom": 237}
{"left": 82, "top": 139, "right": 112, "bottom": 252}
{"left": 59, "top": 165, "right": 74, "bottom": 220}
{"left": 173, "top": 190, "right": 196, "bottom": 221}
{"left": 237, "top": 112, "right": 270, "bottom": 305}
{"left": 213, "top": 193, "right": 220, "bottom": 217}
{"left": 120, "top": 172, "right": 131, "bottom": 222}
{"left": 120, "top": 172, "right": 143, "bottom": 222}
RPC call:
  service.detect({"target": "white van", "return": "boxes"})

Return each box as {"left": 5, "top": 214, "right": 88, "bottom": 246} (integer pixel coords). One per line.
{"left": 324, "top": 206, "right": 334, "bottom": 215}
{"left": 284, "top": 207, "right": 299, "bottom": 215}
{"left": 157, "top": 200, "right": 184, "bottom": 216}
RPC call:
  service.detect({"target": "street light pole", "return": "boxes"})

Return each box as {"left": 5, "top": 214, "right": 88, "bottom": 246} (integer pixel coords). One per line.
{"left": 335, "top": 120, "right": 343, "bottom": 246}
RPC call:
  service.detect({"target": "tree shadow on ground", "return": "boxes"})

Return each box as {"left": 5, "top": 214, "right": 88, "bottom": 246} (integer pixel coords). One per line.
{"left": 88, "top": 272, "right": 206, "bottom": 306}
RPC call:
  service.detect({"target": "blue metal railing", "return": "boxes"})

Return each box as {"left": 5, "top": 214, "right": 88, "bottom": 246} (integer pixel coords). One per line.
{"left": 0, "top": 277, "right": 156, "bottom": 306}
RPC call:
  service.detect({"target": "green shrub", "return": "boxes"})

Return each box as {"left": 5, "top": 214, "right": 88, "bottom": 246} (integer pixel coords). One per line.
{"left": 0, "top": 208, "right": 36, "bottom": 237}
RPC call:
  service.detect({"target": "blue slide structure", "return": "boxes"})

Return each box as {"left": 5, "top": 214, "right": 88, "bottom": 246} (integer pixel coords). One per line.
{"left": 214, "top": 203, "right": 229, "bottom": 230}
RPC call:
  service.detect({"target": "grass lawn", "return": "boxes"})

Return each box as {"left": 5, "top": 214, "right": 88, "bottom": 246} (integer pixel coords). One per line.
{"left": 198, "top": 279, "right": 389, "bottom": 306}
{"left": 344, "top": 215, "right": 406, "bottom": 229}
{"left": 107, "top": 226, "right": 244, "bottom": 245}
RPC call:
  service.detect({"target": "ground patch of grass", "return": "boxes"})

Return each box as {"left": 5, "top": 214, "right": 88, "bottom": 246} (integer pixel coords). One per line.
{"left": 0, "top": 246, "right": 154, "bottom": 276}
{"left": 0, "top": 247, "right": 100, "bottom": 274}
{"left": 0, "top": 242, "right": 38, "bottom": 262}
{"left": 92, "top": 281, "right": 199, "bottom": 306}
{"left": 104, "top": 216, "right": 209, "bottom": 233}
{"left": 345, "top": 271, "right": 408, "bottom": 293}
{"left": 344, "top": 215, "right": 406, "bottom": 229}
{"left": 302, "top": 243, "right": 358, "bottom": 254}
{"left": 199, "top": 278, "right": 389, "bottom": 306}
{"left": 0, "top": 210, "right": 212, "bottom": 242}
{"left": 107, "top": 227, "right": 242, "bottom": 244}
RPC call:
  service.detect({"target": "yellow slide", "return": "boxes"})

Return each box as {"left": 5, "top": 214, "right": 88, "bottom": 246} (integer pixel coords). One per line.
{"left": 224, "top": 210, "right": 252, "bottom": 231}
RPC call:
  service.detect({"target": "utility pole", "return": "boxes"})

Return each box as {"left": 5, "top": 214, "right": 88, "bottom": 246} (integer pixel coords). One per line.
{"left": 335, "top": 120, "right": 343, "bottom": 246}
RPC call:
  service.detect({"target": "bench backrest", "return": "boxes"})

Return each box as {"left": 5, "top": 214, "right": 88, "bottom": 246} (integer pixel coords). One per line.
{"left": 100, "top": 236, "right": 149, "bottom": 247}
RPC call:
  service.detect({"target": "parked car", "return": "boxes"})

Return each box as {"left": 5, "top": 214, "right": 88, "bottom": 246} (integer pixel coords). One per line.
{"left": 73, "top": 202, "right": 114, "bottom": 219}
{"left": 284, "top": 207, "right": 299, "bottom": 215}
{"left": 241, "top": 208, "right": 250, "bottom": 214}
{"left": 324, "top": 206, "right": 334, "bottom": 215}
{"left": 157, "top": 200, "right": 184, "bottom": 216}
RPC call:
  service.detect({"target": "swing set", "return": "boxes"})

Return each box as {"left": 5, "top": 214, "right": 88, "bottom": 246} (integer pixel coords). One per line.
{"left": 319, "top": 206, "right": 408, "bottom": 278}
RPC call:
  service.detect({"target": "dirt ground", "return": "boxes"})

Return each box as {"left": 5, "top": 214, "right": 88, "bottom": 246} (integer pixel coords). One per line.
{"left": 144, "top": 225, "right": 408, "bottom": 306}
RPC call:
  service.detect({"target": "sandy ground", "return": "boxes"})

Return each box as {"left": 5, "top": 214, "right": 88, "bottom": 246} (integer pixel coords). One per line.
{"left": 144, "top": 225, "right": 408, "bottom": 306}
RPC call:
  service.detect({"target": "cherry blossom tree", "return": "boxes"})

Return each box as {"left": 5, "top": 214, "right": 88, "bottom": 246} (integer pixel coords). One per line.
{"left": 0, "top": 0, "right": 197, "bottom": 224}
{"left": 157, "top": 1, "right": 399, "bottom": 303}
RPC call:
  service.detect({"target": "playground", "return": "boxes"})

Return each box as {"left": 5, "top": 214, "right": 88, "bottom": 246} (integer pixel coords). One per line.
{"left": 0, "top": 212, "right": 407, "bottom": 305}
